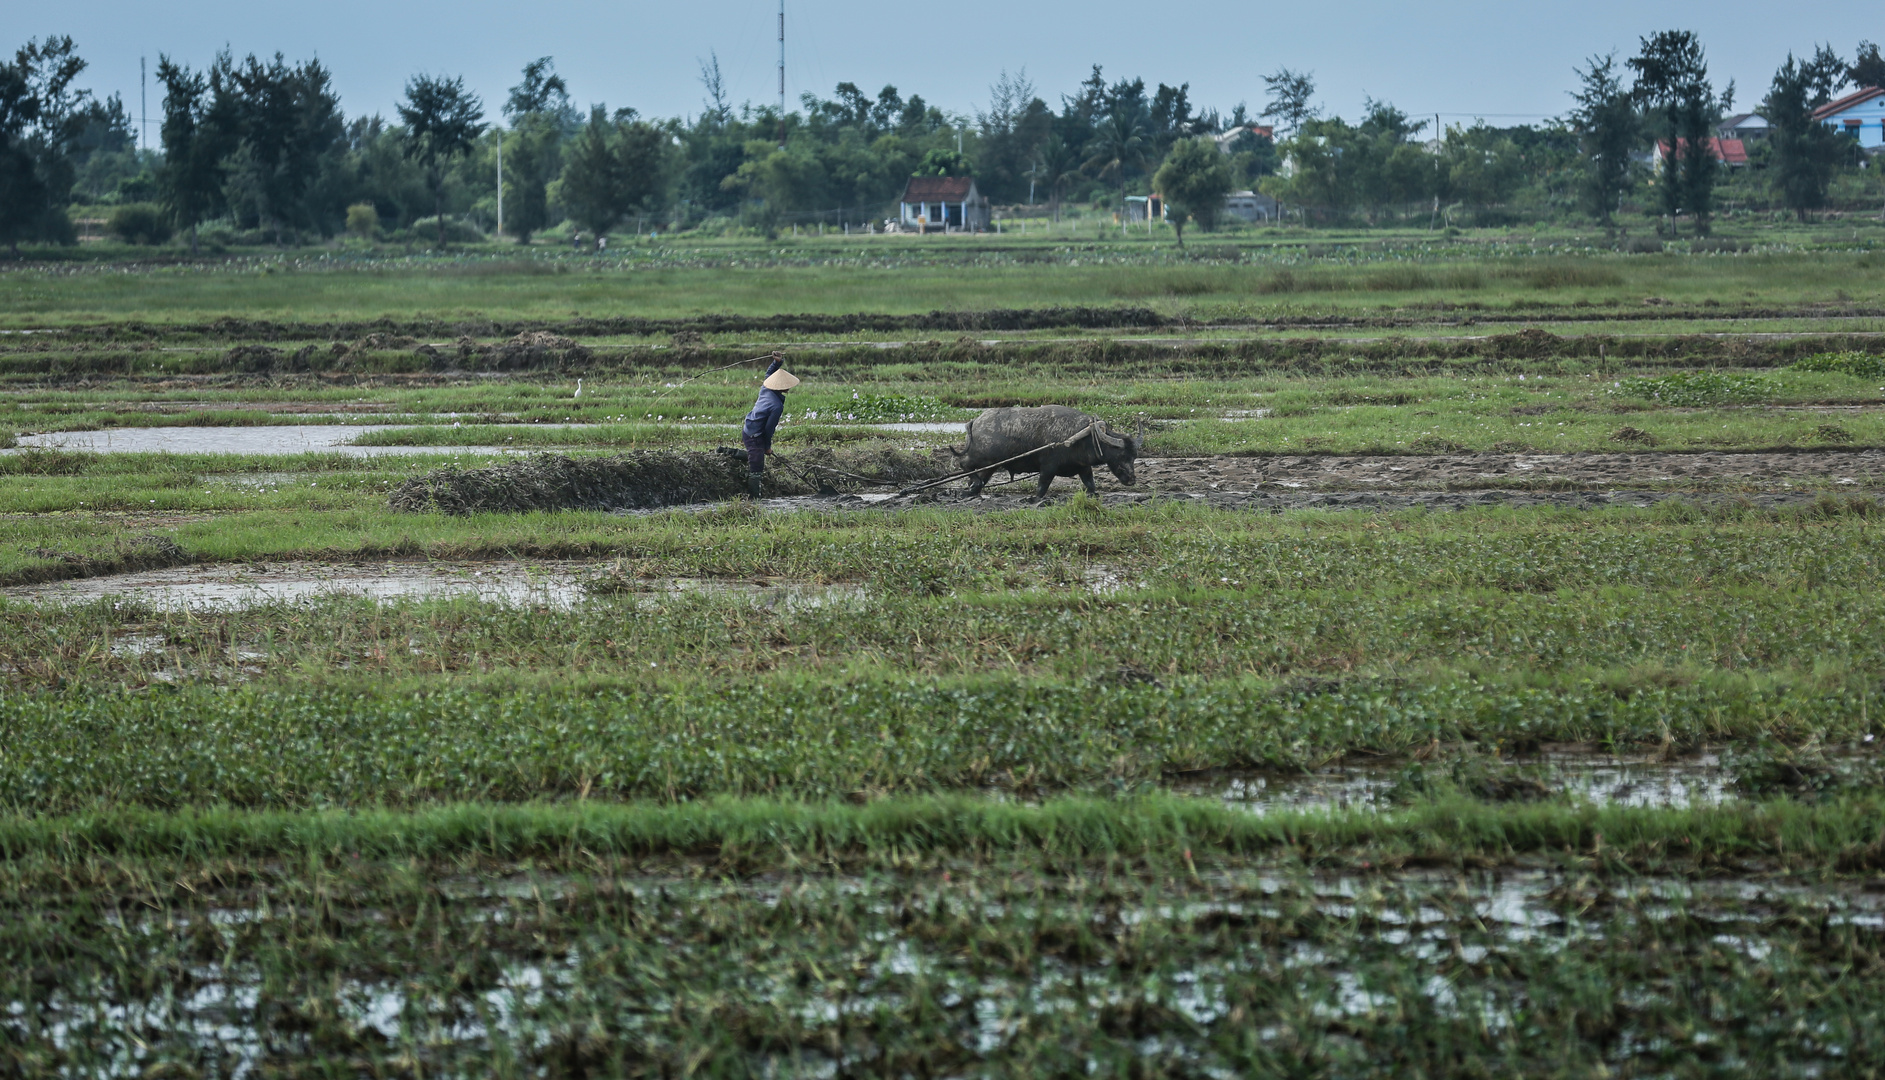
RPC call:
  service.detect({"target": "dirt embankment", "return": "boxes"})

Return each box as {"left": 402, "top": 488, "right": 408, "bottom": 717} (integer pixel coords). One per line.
{"left": 11, "top": 329, "right": 1884, "bottom": 383}
{"left": 30, "top": 307, "right": 1172, "bottom": 345}
{"left": 389, "top": 447, "right": 944, "bottom": 514}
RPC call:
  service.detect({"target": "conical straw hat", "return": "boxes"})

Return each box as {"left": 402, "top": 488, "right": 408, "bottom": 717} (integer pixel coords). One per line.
{"left": 763, "top": 368, "right": 800, "bottom": 391}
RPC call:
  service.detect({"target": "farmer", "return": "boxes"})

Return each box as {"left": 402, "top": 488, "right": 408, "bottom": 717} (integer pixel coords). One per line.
{"left": 741, "top": 353, "right": 798, "bottom": 497}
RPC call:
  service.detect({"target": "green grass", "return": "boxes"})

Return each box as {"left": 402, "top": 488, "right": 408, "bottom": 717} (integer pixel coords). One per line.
{"left": 2, "top": 506, "right": 1881, "bottom": 810}
{"left": 0, "top": 792, "right": 1876, "bottom": 867}
{"left": 6, "top": 247, "right": 1885, "bottom": 326}
{"left": 0, "top": 676, "right": 1874, "bottom": 812}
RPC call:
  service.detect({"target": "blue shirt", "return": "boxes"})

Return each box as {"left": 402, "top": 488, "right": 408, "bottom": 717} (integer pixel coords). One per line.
{"left": 742, "top": 358, "right": 788, "bottom": 445}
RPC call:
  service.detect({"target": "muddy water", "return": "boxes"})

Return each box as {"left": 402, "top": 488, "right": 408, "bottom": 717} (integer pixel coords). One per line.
{"left": 1172, "top": 752, "right": 1734, "bottom": 813}
{"left": 4, "top": 560, "right": 590, "bottom": 609}
{"left": 1, "top": 561, "right": 867, "bottom": 612}
{"left": 10, "top": 425, "right": 524, "bottom": 457}
{"left": 863, "top": 422, "right": 967, "bottom": 433}
{"left": 9, "top": 421, "right": 961, "bottom": 456}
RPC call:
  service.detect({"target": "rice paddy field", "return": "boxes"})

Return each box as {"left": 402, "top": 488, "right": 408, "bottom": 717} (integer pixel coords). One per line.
{"left": 6, "top": 227, "right": 1885, "bottom": 1076}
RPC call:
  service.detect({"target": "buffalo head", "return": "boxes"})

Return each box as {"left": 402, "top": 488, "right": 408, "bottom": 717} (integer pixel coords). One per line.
{"left": 1096, "top": 426, "right": 1139, "bottom": 486}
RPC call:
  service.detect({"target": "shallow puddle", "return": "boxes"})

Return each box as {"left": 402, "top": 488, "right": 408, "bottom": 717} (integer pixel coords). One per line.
{"left": 9, "top": 421, "right": 958, "bottom": 456}
{"left": 1, "top": 561, "right": 866, "bottom": 612}
{"left": 3, "top": 560, "right": 591, "bottom": 610}
{"left": 863, "top": 421, "right": 966, "bottom": 433}
{"left": 1172, "top": 751, "right": 1735, "bottom": 813}
{"left": 10, "top": 425, "right": 523, "bottom": 457}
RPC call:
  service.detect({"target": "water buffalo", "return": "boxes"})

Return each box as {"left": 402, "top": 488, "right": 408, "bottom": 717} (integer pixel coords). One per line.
{"left": 949, "top": 405, "right": 1142, "bottom": 498}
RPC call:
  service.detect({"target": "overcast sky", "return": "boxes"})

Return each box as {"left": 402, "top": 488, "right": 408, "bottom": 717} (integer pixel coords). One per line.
{"left": 17, "top": 0, "right": 1875, "bottom": 141}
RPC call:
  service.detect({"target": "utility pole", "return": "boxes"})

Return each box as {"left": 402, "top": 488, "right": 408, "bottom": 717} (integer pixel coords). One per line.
{"left": 776, "top": 0, "right": 786, "bottom": 148}
{"left": 496, "top": 134, "right": 503, "bottom": 240}
{"left": 140, "top": 57, "right": 147, "bottom": 153}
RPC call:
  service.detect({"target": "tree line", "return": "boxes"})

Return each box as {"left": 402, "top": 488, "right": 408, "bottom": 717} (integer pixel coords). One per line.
{"left": 1, "top": 30, "right": 1880, "bottom": 250}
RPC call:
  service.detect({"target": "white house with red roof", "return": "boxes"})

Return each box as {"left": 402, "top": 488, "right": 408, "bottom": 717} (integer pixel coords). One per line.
{"left": 897, "top": 176, "right": 990, "bottom": 233}
{"left": 1813, "top": 86, "right": 1885, "bottom": 150}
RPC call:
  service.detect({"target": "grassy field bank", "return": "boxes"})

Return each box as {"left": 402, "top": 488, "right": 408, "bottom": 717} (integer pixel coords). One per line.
{"left": 4, "top": 246, "right": 1885, "bottom": 327}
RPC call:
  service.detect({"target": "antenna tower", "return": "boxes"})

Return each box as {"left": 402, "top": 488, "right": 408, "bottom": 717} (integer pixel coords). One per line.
{"left": 776, "top": 0, "right": 786, "bottom": 146}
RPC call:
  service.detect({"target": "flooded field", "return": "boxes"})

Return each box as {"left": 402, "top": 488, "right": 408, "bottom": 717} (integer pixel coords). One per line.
{"left": 11, "top": 850, "right": 1885, "bottom": 1075}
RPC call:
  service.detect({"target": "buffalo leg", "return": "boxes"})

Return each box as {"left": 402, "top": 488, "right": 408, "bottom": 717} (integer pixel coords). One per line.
{"left": 966, "top": 468, "right": 993, "bottom": 496}
{"left": 1078, "top": 466, "right": 1098, "bottom": 494}
{"left": 1036, "top": 471, "right": 1056, "bottom": 499}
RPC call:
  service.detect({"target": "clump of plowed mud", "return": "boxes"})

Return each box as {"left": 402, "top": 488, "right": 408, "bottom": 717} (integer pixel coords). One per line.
{"left": 389, "top": 445, "right": 943, "bottom": 514}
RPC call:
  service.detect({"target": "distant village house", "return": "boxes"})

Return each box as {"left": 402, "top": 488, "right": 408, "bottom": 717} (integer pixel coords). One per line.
{"left": 1716, "top": 113, "right": 1770, "bottom": 142}
{"left": 1212, "top": 124, "right": 1275, "bottom": 153}
{"left": 1653, "top": 137, "right": 1750, "bottom": 169}
{"left": 898, "top": 176, "right": 990, "bottom": 233}
{"left": 1812, "top": 87, "right": 1885, "bottom": 151}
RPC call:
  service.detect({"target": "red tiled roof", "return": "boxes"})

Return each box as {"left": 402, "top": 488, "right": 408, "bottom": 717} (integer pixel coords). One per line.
{"left": 1812, "top": 86, "right": 1885, "bottom": 120}
{"left": 1655, "top": 137, "right": 1747, "bottom": 166}
{"left": 901, "top": 176, "right": 975, "bottom": 201}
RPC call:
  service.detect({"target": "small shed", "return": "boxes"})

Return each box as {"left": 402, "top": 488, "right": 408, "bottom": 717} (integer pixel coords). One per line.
{"left": 898, "top": 176, "right": 990, "bottom": 233}
{"left": 1812, "top": 87, "right": 1885, "bottom": 150}
{"left": 1224, "top": 190, "right": 1279, "bottom": 223}
{"left": 1124, "top": 194, "right": 1164, "bottom": 222}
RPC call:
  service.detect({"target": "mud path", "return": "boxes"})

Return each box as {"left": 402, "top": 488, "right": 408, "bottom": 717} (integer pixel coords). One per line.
{"left": 1139, "top": 449, "right": 1885, "bottom": 492}
{"left": 793, "top": 449, "right": 1885, "bottom": 514}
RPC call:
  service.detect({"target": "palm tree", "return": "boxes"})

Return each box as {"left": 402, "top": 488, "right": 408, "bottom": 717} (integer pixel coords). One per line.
{"left": 1083, "top": 104, "right": 1150, "bottom": 202}
{"left": 1034, "top": 135, "right": 1084, "bottom": 222}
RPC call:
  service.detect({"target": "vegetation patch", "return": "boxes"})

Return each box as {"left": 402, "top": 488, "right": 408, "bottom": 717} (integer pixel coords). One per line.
{"left": 1616, "top": 370, "right": 1777, "bottom": 406}
{"left": 1791, "top": 350, "right": 1885, "bottom": 378}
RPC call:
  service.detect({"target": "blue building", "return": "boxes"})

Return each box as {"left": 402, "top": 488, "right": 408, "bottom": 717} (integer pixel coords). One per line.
{"left": 1813, "top": 87, "right": 1885, "bottom": 150}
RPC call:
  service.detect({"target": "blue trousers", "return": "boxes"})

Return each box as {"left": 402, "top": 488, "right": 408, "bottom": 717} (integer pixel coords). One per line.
{"left": 741, "top": 434, "right": 768, "bottom": 473}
